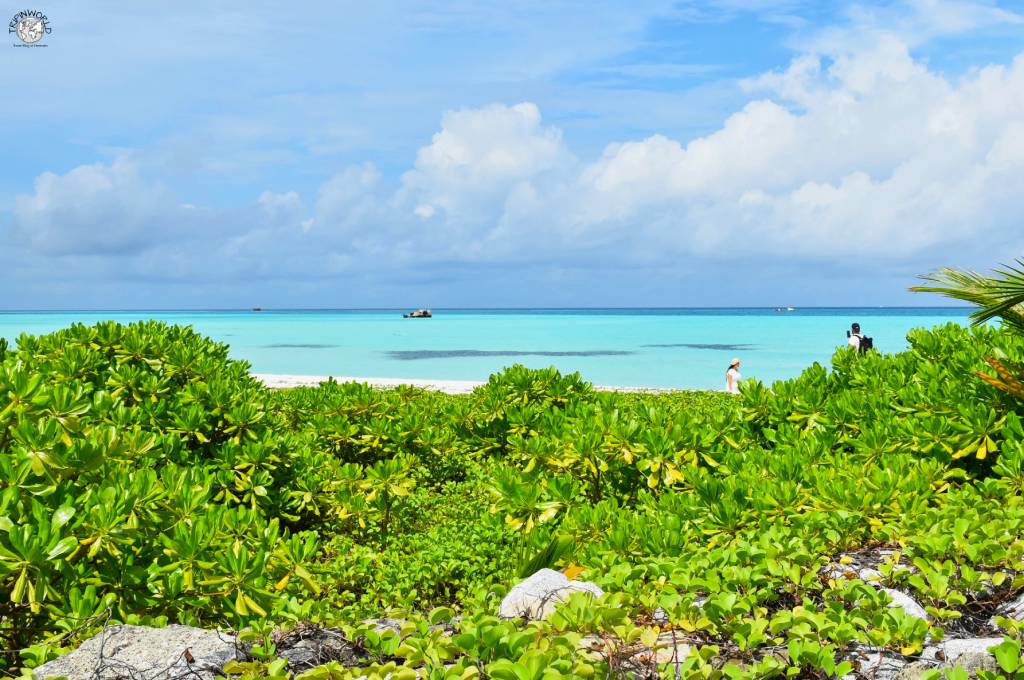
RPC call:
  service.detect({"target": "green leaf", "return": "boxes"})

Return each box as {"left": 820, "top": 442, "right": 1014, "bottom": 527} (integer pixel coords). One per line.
{"left": 47, "top": 536, "right": 78, "bottom": 560}
{"left": 11, "top": 570, "right": 27, "bottom": 603}
{"left": 453, "top": 633, "right": 477, "bottom": 651}
{"left": 945, "top": 666, "right": 969, "bottom": 680}
{"left": 992, "top": 639, "right": 1021, "bottom": 674}
{"left": 428, "top": 606, "right": 454, "bottom": 625}
{"left": 51, "top": 506, "right": 75, "bottom": 530}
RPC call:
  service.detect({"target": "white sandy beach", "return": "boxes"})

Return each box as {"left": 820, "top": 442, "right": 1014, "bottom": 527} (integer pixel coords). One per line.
{"left": 252, "top": 373, "right": 681, "bottom": 394}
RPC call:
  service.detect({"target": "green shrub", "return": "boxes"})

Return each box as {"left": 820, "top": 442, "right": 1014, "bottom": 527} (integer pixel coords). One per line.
{"left": 3, "top": 320, "right": 1024, "bottom": 679}
{"left": 0, "top": 322, "right": 320, "bottom": 664}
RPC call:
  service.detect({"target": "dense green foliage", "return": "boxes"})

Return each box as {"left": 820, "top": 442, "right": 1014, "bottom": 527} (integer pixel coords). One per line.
{"left": 2, "top": 320, "right": 1024, "bottom": 678}
{"left": 0, "top": 322, "right": 324, "bottom": 665}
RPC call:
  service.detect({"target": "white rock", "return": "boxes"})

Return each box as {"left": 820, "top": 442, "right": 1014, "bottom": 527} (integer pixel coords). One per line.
{"left": 498, "top": 568, "right": 604, "bottom": 620}
{"left": 989, "top": 591, "right": 1024, "bottom": 629}
{"left": 999, "top": 592, "right": 1024, "bottom": 621}
{"left": 859, "top": 568, "right": 884, "bottom": 582}
{"left": 883, "top": 588, "right": 930, "bottom": 621}
{"left": 822, "top": 563, "right": 882, "bottom": 582}
{"left": 921, "top": 637, "right": 1005, "bottom": 662}
{"left": 895, "top": 637, "right": 1003, "bottom": 679}
{"left": 34, "top": 625, "right": 239, "bottom": 680}
{"left": 843, "top": 647, "right": 908, "bottom": 680}
{"left": 844, "top": 637, "right": 1003, "bottom": 680}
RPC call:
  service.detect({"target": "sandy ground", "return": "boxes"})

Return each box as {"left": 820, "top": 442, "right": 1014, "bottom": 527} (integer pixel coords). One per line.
{"left": 252, "top": 373, "right": 683, "bottom": 394}
{"left": 253, "top": 373, "right": 483, "bottom": 394}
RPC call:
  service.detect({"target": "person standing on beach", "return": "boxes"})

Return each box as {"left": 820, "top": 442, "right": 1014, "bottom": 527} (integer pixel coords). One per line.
{"left": 848, "top": 323, "right": 863, "bottom": 350}
{"left": 847, "top": 323, "right": 875, "bottom": 352}
{"left": 726, "top": 358, "right": 741, "bottom": 394}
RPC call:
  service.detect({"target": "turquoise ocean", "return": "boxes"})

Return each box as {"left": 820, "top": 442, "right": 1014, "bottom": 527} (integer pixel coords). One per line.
{"left": 0, "top": 308, "right": 971, "bottom": 390}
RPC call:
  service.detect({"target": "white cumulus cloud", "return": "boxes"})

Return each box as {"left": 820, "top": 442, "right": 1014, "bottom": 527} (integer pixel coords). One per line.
{"left": 13, "top": 158, "right": 194, "bottom": 256}
{"left": 559, "top": 39, "right": 1024, "bottom": 258}
{"left": 400, "top": 102, "right": 573, "bottom": 228}
{"left": 12, "top": 33, "right": 1024, "bottom": 283}
{"left": 292, "top": 39, "right": 1024, "bottom": 267}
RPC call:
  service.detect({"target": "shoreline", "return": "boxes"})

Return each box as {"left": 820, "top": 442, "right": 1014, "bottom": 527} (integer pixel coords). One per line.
{"left": 252, "top": 373, "right": 686, "bottom": 395}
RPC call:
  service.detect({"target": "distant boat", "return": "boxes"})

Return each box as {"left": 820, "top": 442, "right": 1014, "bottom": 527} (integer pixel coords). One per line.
{"left": 252, "top": 307, "right": 262, "bottom": 312}
{"left": 403, "top": 309, "right": 432, "bottom": 318}
{"left": 773, "top": 306, "right": 797, "bottom": 312}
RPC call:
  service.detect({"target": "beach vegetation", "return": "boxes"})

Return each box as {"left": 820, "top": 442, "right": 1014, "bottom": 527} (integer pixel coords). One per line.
{"left": 1, "top": 319, "right": 1024, "bottom": 677}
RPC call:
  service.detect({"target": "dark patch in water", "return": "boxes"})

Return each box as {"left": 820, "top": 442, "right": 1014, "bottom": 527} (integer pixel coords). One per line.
{"left": 644, "top": 343, "right": 755, "bottom": 351}
{"left": 386, "top": 349, "right": 633, "bottom": 360}
{"left": 266, "top": 343, "right": 338, "bottom": 349}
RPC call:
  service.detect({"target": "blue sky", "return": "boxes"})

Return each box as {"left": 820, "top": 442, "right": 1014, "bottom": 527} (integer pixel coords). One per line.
{"left": 3, "top": 0, "right": 1023, "bottom": 309}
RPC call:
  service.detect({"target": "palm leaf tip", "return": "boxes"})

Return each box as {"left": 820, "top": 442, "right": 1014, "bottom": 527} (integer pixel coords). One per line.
{"left": 911, "top": 261, "right": 1024, "bottom": 332}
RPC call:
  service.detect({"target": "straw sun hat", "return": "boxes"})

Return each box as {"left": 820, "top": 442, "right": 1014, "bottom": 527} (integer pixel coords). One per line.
{"left": 730, "top": 358, "right": 741, "bottom": 367}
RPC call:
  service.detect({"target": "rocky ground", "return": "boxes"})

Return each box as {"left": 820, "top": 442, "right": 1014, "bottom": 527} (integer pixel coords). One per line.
{"left": 33, "top": 565, "right": 1024, "bottom": 680}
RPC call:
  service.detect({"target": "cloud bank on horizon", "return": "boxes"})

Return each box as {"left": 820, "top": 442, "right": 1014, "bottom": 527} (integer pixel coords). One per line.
{"left": 3, "top": 0, "right": 1024, "bottom": 308}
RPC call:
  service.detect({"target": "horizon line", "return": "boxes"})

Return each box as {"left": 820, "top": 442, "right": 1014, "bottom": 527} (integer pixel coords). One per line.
{"left": 0, "top": 305, "right": 973, "bottom": 313}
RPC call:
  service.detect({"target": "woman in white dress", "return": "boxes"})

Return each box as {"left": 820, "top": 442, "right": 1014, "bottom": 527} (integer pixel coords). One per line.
{"left": 726, "top": 358, "right": 741, "bottom": 394}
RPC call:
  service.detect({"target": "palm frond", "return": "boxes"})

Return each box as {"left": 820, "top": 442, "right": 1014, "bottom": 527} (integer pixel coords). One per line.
{"left": 911, "top": 259, "right": 1024, "bottom": 333}
{"left": 981, "top": 259, "right": 1024, "bottom": 330}
{"left": 978, "top": 357, "right": 1024, "bottom": 399}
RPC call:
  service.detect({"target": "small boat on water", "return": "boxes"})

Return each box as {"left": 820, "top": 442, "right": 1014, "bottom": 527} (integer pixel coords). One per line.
{"left": 773, "top": 306, "right": 796, "bottom": 312}
{"left": 252, "top": 307, "right": 262, "bottom": 312}
{"left": 403, "top": 309, "right": 432, "bottom": 318}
